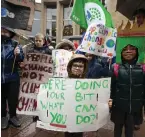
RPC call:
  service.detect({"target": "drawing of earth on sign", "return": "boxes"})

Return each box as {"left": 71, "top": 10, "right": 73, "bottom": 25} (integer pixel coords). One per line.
{"left": 106, "top": 39, "right": 115, "bottom": 48}
{"left": 1, "top": 8, "right": 8, "bottom": 17}
{"left": 1, "top": 7, "right": 15, "bottom": 18}
{"left": 85, "top": 2, "right": 106, "bottom": 26}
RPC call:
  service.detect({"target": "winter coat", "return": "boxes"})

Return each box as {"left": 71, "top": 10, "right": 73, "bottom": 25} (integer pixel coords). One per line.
{"left": 27, "top": 44, "right": 52, "bottom": 55}
{"left": 1, "top": 40, "right": 24, "bottom": 83}
{"left": 110, "top": 63, "right": 145, "bottom": 123}
{"left": 86, "top": 57, "right": 102, "bottom": 78}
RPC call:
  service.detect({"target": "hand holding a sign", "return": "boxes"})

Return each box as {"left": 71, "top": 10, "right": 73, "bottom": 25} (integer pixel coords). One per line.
{"left": 19, "top": 62, "right": 25, "bottom": 68}
{"left": 14, "top": 47, "right": 20, "bottom": 55}
{"left": 108, "top": 99, "right": 112, "bottom": 108}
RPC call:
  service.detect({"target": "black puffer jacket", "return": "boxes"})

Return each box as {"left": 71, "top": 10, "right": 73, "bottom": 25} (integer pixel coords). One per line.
{"left": 110, "top": 63, "right": 145, "bottom": 113}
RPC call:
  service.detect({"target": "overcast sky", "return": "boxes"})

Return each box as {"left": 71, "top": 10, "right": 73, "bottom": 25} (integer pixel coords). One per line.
{"left": 35, "top": 0, "right": 41, "bottom": 3}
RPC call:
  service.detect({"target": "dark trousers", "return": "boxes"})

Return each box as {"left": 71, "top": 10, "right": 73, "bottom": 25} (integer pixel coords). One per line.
{"left": 65, "top": 132, "right": 83, "bottom": 137}
{"left": 114, "top": 114, "right": 134, "bottom": 137}
{"left": 1, "top": 81, "right": 20, "bottom": 118}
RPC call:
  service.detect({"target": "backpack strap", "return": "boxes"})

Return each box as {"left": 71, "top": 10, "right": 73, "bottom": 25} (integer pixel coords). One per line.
{"left": 114, "top": 64, "right": 120, "bottom": 77}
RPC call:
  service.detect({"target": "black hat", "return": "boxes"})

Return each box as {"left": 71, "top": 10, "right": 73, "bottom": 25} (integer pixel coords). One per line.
{"left": 1, "top": 26, "right": 16, "bottom": 38}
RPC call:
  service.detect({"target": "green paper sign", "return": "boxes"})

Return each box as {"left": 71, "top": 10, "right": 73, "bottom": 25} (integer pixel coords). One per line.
{"left": 116, "top": 37, "right": 145, "bottom": 63}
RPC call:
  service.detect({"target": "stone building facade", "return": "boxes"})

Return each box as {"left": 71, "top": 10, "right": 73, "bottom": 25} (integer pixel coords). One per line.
{"left": 24, "top": 0, "right": 129, "bottom": 43}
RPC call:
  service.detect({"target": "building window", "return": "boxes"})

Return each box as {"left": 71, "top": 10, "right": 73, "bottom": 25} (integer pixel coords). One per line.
{"left": 28, "top": 11, "right": 41, "bottom": 36}
{"left": 63, "top": 7, "right": 73, "bottom": 36}
{"left": 46, "top": 8, "right": 56, "bottom": 36}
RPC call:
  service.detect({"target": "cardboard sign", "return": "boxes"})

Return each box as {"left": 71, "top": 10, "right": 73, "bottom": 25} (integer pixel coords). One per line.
{"left": 77, "top": 23, "right": 117, "bottom": 58}
{"left": 36, "top": 78, "right": 111, "bottom": 132}
{"left": 52, "top": 50, "right": 73, "bottom": 78}
{"left": 1, "top": 0, "right": 35, "bottom": 30}
{"left": 17, "top": 53, "right": 53, "bottom": 115}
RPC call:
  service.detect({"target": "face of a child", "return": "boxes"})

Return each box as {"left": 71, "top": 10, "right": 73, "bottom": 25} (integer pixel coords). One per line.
{"left": 61, "top": 45, "right": 73, "bottom": 51}
{"left": 71, "top": 61, "right": 85, "bottom": 77}
{"left": 35, "top": 36, "right": 44, "bottom": 47}
{"left": 122, "top": 45, "right": 137, "bottom": 61}
{"left": 85, "top": 53, "right": 94, "bottom": 61}
{"left": 1, "top": 28, "right": 11, "bottom": 37}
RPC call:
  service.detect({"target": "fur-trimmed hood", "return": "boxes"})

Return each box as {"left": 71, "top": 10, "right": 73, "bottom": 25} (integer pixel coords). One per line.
{"left": 67, "top": 54, "right": 88, "bottom": 78}
{"left": 55, "top": 39, "right": 75, "bottom": 50}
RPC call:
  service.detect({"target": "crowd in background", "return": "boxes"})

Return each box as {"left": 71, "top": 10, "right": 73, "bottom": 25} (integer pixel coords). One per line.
{"left": 1, "top": 8, "right": 145, "bottom": 137}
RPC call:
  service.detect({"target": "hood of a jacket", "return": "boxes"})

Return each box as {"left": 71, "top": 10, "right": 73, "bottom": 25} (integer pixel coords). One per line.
{"left": 55, "top": 39, "right": 75, "bottom": 50}
{"left": 67, "top": 54, "right": 88, "bottom": 78}
{"left": 1, "top": 26, "right": 16, "bottom": 38}
{"left": 121, "top": 45, "right": 139, "bottom": 64}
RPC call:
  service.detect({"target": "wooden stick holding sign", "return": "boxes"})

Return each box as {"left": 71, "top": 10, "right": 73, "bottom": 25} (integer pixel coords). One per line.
{"left": 11, "top": 36, "right": 21, "bottom": 75}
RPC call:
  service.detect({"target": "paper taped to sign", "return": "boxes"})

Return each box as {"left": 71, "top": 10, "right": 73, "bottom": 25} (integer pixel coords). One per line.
{"left": 52, "top": 50, "right": 73, "bottom": 78}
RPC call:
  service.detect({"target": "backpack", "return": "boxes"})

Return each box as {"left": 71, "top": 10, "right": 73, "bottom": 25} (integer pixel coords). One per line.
{"left": 114, "top": 64, "right": 145, "bottom": 77}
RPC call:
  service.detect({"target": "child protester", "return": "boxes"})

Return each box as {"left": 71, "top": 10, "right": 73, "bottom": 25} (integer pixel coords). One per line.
{"left": 28, "top": 33, "right": 52, "bottom": 54}
{"left": 55, "top": 39, "right": 76, "bottom": 51}
{"left": 20, "top": 33, "right": 52, "bottom": 122}
{"left": 65, "top": 54, "right": 88, "bottom": 137}
{"left": 108, "top": 44, "right": 145, "bottom": 137}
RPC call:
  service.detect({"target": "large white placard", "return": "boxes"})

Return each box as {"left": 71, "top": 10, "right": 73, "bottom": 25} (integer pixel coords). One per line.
{"left": 36, "top": 78, "right": 111, "bottom": 132}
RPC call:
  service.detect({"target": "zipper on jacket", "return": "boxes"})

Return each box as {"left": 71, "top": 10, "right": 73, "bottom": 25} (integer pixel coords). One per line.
{"left": 2, "top": 45, "right": 5, "bottom": 83}
{"left": 129, "top": 65, "right": 132, "bottom": 113}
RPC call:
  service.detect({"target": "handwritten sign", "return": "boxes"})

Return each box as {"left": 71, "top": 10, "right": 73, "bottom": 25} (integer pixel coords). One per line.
{"left": 52, "top": 50, "right": 73, "bottom": 78}
{"left": 17, "top": 53, "right": 53, "bottom": 115}
{"left": 77, "top": 23, "right": 117, "bottom": 57}
{"left": 36, "top": 78, "right": 111, "bottom": 132}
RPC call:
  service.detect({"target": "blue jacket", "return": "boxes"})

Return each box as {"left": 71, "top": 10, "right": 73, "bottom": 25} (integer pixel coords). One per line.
{"left": 1, "top": 40, "right": 24, "bottom": 83}
{"left": 86, "top": 57, "right": 102, "bottom": 78}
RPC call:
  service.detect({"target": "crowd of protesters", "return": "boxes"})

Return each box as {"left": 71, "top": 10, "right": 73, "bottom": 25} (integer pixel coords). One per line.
{"left": 1, "top": 8, "right": 145, "bottom": 137}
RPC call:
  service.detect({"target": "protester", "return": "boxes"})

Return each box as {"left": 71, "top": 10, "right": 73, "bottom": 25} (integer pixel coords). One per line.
{"left": 76, "top": 51, "right": 110, "bottom": 78}
{"left": 1, "top": 26, "right": 24, "bottom": 129}
{"left": 31, "top": 33, "right": 52, "bottom": 122}
{"left": 134, "top": 8, "right": 145, "bottom": 27}
{"left": 133, "top": 8, "right": 145, "bottom": 130}
{"left": 85, "top": 53, "right": 102, "bottom": 78}
{"left": 99, "top": 56, "right": 112, "bottom": 77}
{"left": 28, "top": 33, "right": 52, "bottom": 54}
{"left": 20, "top": 33, "right": 52, "bottom": 122}
{"left": 65, "top": 54, "right": 88, "bottom": 137}
{"left": 55, "top": 39, "right": 76, "bottom": 51}
{"left": 108, "top": 44, "right": 145, "bottom": 137}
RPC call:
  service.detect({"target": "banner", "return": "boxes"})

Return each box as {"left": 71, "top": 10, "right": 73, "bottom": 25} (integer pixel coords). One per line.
{"left": 70, "top": 0, "right": 114, "bottom": 29}
{"left": 1, "top": 0, "right": 35, "bottom": 30}
{"left": 52, "top": 50, "right": 73, "bottom": 78}
{"left": 36, "top": 78, "right": 111, "bottom": 132}
{"left": 77, "top": 23, "right": 117, "bottom": 58}
{"left": 17, "top": 53, "right": 53, "bottom": 115}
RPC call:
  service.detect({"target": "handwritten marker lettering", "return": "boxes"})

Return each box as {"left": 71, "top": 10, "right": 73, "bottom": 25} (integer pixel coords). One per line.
{"left": 96, "top": 94, "right": 98, "bottom": 101}
{"left": 37, "top": 78, "right": 111, "bottom": 131}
